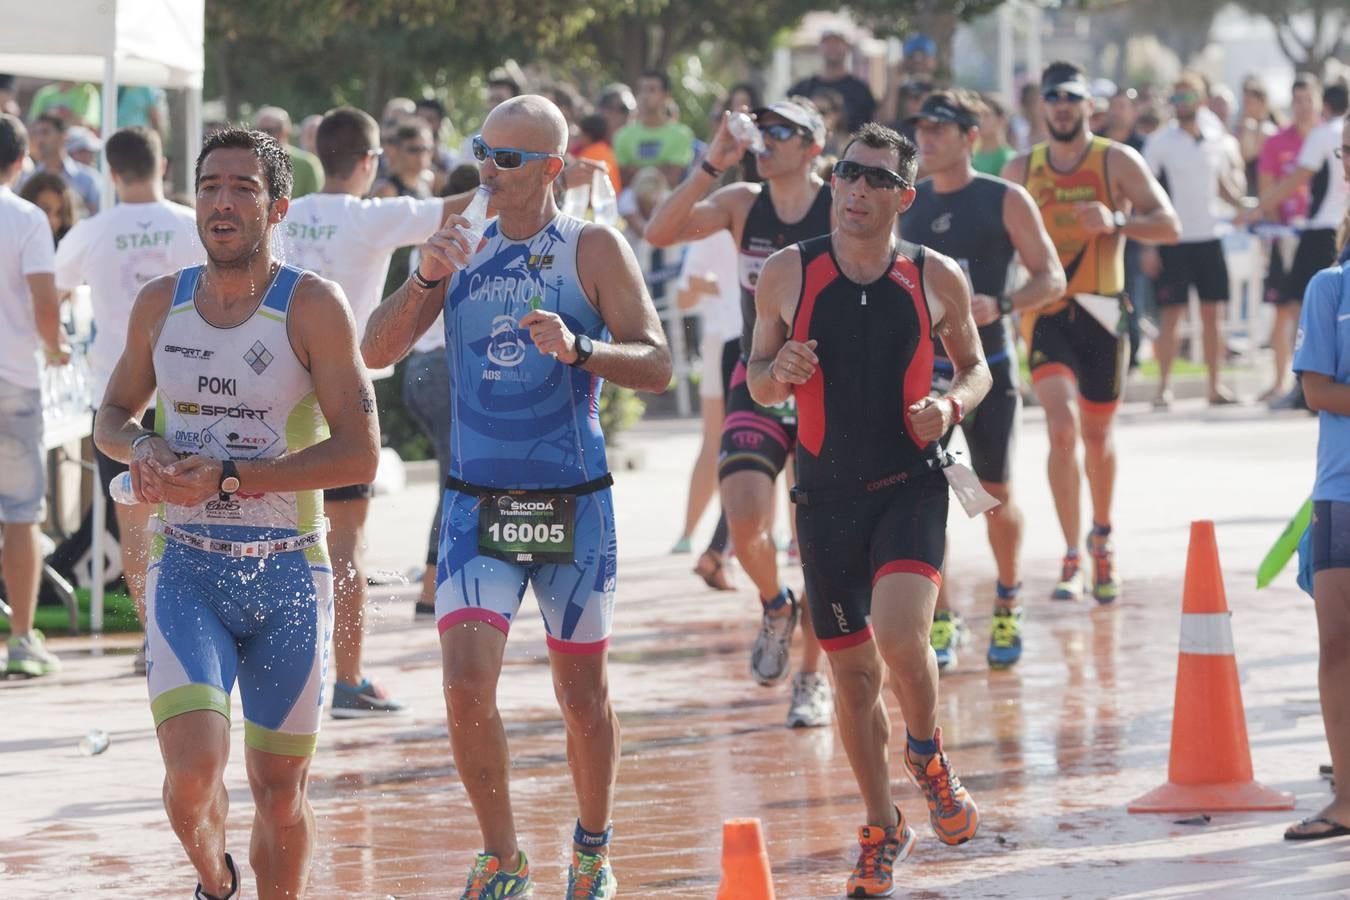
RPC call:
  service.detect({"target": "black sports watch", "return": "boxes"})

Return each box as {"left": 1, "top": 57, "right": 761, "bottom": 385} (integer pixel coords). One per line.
{"left": 998, "top": 294, "right": 1014, "bottom": 316}
{"left": 218, "top": 459, "right": 241, "bottom": 499}
{"left": 569, "top": 333, "right": 594, "bottom": 367}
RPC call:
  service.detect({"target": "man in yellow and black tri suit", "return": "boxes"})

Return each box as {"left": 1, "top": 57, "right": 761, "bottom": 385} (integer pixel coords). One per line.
{"left": 1002, "top": 61, "right": 1179, "bottom": 604}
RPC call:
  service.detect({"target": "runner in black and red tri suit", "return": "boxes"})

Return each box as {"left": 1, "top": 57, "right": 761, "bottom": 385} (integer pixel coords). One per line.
{"left": 646, "top": 97, "right": 834, "bottom": 729}
{"left": 747, "top": 122, "right": 992, "bottom": 899}
{"left": 901, "top": 89, "right": 1066, "bottom": 671}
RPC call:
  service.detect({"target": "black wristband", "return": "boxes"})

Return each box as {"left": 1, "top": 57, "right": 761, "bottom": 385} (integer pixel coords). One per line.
{"left": 700, "top": 159, "right": 723, "bottom": 178}
{"left": 998, "top": 294, "right": 1014, "bottom": 315}
{"left": 410, "top": 268, "right": 441, "bottom": 290}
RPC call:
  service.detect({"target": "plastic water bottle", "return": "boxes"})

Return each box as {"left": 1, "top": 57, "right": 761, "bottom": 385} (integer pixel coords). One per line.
{"left": 562, "top": 183, "right": 590, "bottom": 219}
{"left": 459, "top": 186, "right": 492, "bottom": 249}
{"left": 109, "top": 472, "right": 139, "bottom": 505}
{"left": 79, "top": 729, "right": 110, "bottom": 756}
{"left": 590, "top": 168, "right": 618, "bottom": 227}
{"left": 727, "top": 111, "right": 766, "bottom": 155}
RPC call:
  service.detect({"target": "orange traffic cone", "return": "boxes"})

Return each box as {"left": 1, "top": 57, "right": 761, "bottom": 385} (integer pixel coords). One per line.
{"left": 716, "top": 817, "right": 776, "bottom": 899}
{"left": 1128, "top": 521, "right": 1294, "bottom": 813}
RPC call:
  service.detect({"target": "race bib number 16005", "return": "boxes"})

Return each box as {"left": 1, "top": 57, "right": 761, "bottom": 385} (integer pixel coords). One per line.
{"left": 477, "top": 492, "right": 576, "bottom": 564}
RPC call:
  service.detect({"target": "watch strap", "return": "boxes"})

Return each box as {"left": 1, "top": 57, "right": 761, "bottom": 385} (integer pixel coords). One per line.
{"left": 219, "top": 459, "right": 240, "bottom": 499}
{"left": 570, "top": 334, "right": 594, "bottom": 367}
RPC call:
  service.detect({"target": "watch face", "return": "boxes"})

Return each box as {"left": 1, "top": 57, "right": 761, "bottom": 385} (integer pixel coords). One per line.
{"left": 221, "top": 476, "right": 241, "bottom": 493}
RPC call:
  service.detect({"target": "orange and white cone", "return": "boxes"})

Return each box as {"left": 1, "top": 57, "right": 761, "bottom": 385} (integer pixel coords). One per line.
{"left": 1128, "top": 520, "right": 1293, "bottom": 813}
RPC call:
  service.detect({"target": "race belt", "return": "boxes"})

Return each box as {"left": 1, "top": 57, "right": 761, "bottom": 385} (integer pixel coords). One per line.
{"left": 153, "top": 518, "right": 328, "bottom": 559}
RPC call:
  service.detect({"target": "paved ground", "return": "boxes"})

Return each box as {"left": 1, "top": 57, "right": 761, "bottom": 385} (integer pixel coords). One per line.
{"left": 2, "top": 397, "right": 1348, "bottom": 898}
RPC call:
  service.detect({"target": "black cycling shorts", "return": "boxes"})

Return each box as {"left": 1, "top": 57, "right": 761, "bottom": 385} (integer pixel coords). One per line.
{"left": 796, "top": 471, "right": 948, "bottom": 652}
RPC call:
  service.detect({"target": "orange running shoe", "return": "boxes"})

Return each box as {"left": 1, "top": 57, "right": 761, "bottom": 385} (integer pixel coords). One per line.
{"left": 903, "top": 727, "right": 979, "bottom": 845}
{"left": 846, "top": 809, "right": 916, "bottom": 898}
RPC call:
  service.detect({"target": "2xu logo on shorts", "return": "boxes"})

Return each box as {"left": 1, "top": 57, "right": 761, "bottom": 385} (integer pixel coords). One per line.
{"left": 174, "top": 401, "right": 268, "bottom": 421}
{"left": 163, "top": 344, "right": 214, "bottom": 360}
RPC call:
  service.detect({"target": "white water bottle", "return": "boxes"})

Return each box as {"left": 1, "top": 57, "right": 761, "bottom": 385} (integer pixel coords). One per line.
{"left": 727, "top": 111, "right": 766, "bottom": 155}
{"left": 460, "top": 185, "right": 492, "bottom": 249}
{"left": 109, "top": 471, "right": 140, "bottom": 505}
{"left": 562, "top": 183, "right": 591, "bottom": 219}
{"left": 590, "top": 168, "right": 618, "bottom": 227}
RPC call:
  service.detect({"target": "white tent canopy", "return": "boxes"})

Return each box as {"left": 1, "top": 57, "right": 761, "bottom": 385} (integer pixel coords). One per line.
{"left": 1, "top": 0, "right": 205, "bottom": 634}
{"left": 0, "top": 0, "right": 204, "bottom": 88}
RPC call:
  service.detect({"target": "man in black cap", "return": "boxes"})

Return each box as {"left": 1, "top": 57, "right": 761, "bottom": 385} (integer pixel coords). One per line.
{"left": 901, "top": 88, "right": 1065, "bottom": 671}
{"left": 645, "top": 97, "right": 835, "bottom": 730}
{"left": 1001, "top": 61, "right": 1178, "bottom": 606}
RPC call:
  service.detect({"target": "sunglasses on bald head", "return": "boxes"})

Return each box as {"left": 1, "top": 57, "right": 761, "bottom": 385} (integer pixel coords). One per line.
{"left": 471, "top": 134, "right": 562, "bottom": 170}
{"left": 832, "top": 159, "right": 909, "bottom": 191}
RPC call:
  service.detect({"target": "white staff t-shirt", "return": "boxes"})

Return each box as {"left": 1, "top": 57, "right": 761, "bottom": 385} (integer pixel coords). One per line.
{"left": 282, "top": 193, "right": 445, "bottom": 335}
{"left": 54, "top": 199, "right": 201, "bottom": 403}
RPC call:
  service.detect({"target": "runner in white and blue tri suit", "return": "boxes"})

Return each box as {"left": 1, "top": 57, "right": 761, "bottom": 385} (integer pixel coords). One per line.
{"left": 362, "top": 95, "right": 671, "bottom": 900}
{"left": 95, "top": 129, "right": 379, "bottom": 900}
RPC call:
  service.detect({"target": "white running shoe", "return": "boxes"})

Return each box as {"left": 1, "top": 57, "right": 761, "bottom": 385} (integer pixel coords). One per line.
{"left": 785, "top": 671, "right": 832, "bottom": 728}
{"left": 750, "top": 588, "right": 799, "bottom": 686}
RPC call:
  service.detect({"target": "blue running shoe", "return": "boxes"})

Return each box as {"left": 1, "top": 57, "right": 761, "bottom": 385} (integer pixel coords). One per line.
{"left": 568, "top": 849, "right": 617, "bottom": 898}
{"left": 460, "top": 851, "right": 532, "bottom": 899}
{"left": 986, "top": 607, "right": 1023, "bottom": 669}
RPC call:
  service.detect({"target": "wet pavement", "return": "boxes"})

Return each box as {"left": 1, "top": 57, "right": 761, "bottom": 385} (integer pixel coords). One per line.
{"left": 3, "top": 400, "right": 1349, "bottom": 897}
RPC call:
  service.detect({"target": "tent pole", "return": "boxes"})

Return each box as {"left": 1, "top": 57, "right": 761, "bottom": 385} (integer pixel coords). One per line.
{"left": 100, "top": 53, "right": 116, "bottom": 211}
{"left": 186, "top": 86, "right": 202, "bottom": 189}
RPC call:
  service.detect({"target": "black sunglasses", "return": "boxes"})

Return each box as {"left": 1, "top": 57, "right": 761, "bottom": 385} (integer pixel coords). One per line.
{"left": 832, "top": 160, "right": 909, "bottom": 191}
{"left": 1042, "top": 90, "right": 1088, "bottom": 104}
{"left": 760, "top": 122, "right": 809, "bottom": 142}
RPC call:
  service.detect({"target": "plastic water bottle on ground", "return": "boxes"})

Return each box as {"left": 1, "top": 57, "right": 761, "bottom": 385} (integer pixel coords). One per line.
{"left": 460, "top": 186, "right": 492, "bottom": 249}
{"left": 562, "top": 183, "right": 590, "bottom": 219}
{"left": 727, "top": 111, "right": 766, "bottom": 156}
{"left": 590, "top": 168, "right": 618, "bottom": 227}
{"left": 109, "top": 472, "right": 139, "bottom": 505}
{"left": 79, "top": 729, "right": 110, "bottom": 756}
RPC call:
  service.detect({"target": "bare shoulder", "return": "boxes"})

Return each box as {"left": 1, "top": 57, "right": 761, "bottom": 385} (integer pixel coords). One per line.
{"left": 290, "top": 271, "right": 353, "bottom": 317}
{"left": 921, "top": 245, "right": 964, "bottom": 285}
{"left": 289, "top": 271, "right": 358, "bottom": 345}
{"left": 712, "top": 181, "right": 761, "bottom": 215}
{"left": 134, "top": 272, "right": 180, "bottom": 312}
{"left": 575, "top": 221, "right": 637, "bottom": 277}
{"left": 1000, "top": 151, "right": 1031, "bottom": 183}
{"left": 757, "top": 244, "right": 804, "bottom": 322}
{"left": 1106, "top": 140, "right": 1149, "bottom": 174}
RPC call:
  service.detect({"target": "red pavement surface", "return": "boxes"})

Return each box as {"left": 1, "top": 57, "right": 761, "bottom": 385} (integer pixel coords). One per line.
{"left": 3, "top": 404, "right": 1349, "bottom": 897}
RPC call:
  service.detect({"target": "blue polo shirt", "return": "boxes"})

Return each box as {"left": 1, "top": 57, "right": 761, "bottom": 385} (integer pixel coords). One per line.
{"left": 1294, "top": 264, "right": 1350, "bottom": 502}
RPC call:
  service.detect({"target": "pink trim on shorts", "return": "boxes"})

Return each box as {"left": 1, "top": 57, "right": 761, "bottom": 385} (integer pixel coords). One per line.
{"left": 873, "top": 559, "right": 942, "bottom": 588}
{"left": 724, "top": 411, "right": 789, "bottom": 449}
{"left": 438, "top": 607, "right": 510, "bottom": 637}
{"left": 546, "top": 635, "right": 611, "bottom": 655}
{"left": 819, "top": 626, "right": 875, "bottom": 653}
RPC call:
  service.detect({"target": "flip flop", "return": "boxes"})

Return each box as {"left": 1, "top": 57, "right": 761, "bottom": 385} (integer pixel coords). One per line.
{"left": 1284, "top": 816, "right": 1350, "bottom": 841}
{"left": 693, "top": 551, "right": 735, "bottom": 592}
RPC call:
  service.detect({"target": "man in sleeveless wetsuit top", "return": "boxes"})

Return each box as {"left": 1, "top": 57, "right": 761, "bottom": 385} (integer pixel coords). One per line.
{"left": 646, "top": 96, "right": 835, "bottom": 730}
{"left": 901, "top": 89, "right": 1065, "bottom": 670}
{"left": 748, "top": 123, "right": 992, "bottom": 898}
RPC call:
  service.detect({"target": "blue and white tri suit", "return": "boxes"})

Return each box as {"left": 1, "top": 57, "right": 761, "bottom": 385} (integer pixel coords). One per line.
{"left": 434, "top": 213, "right": 618, "bottom": 652}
